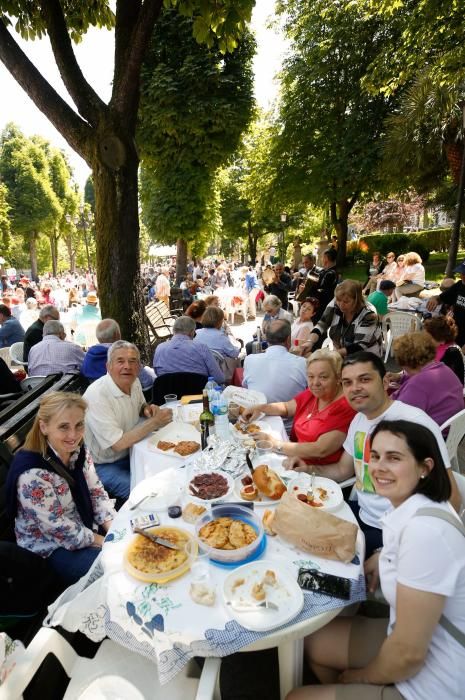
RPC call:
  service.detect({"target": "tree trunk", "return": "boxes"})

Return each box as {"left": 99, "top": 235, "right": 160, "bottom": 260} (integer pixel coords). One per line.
{"left": 175, "top": 237, "right": 188, "bottom": 285}
{"left": 50, "top": 234, "right": 58, "bottom": 277}
{"left": 29, "top": 233, "right": 38, "bottom": 281}
{"left": 446, "top": 144, "right": 465, "bottom": 276}
{"left": 330, "top": 200, "right": 350, "bottom": 267}
{"left": 66, "top": 234, "right": 76, "bottom": 273}
{"left": 247, "top": 220, "right": 257, "bottom": 265}
{"left": 91, "top": 132, "right": 149, "bottom": 357}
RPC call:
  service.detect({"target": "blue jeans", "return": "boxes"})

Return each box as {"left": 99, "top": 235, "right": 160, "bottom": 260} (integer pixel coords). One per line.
{"left": 94, "top": 456, "right": 131, "bottom": 500}
{"left": 48, "top": 546, "right": 100, "bottom": 584}
{"left": 348, "top": 500, "right": 383, "bottom": 559}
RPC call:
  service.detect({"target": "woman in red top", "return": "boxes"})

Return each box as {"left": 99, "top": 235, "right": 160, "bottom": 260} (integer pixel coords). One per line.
{"left": 243, "top": 349, "right": 355, "bottom": 467}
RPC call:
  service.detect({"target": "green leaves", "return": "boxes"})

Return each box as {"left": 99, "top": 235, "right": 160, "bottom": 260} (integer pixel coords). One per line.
{"left": 138, "top": 9, "right": 254, "bottom": 249}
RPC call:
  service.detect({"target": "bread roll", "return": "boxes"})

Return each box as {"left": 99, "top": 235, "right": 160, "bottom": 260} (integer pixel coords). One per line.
{"left": 240, "top": 484, "right": 259, "bottom": 501}
{"left": 253, "top": 464, "right": 286, "bottom": 500}
{"left": 262, "top": 509, "right": 276, "bottom": 536}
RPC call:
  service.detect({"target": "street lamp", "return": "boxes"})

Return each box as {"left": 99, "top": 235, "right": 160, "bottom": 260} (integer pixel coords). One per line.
{"left": 280, "top": 212, "right": 287, "bottom": 263}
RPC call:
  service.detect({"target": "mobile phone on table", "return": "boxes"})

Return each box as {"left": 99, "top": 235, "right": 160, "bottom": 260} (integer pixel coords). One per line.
{"left": 297, "top": 568, "right": 351, "bottom": 600}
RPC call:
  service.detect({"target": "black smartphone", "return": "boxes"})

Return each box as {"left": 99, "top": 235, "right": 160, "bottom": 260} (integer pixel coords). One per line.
{"left": 297, "top": 568, "right": 351, "bottom": 600}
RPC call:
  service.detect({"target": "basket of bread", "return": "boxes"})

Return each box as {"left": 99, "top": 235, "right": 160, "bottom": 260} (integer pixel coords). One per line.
{"left": 195, "top": 504, "right": 265, "bottom": 565}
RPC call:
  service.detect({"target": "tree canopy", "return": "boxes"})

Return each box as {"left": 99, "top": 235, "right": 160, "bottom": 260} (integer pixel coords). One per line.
{"left": 272, "top": 0, "right": 396, "bottom": 262}
{"left": 138, "top": 8, "right": 255, "bottom": 278}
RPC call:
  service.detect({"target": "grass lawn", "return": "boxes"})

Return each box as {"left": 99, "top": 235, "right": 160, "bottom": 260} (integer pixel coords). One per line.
{"left": 341, "top": 251, "right": 465, "bottom": 285}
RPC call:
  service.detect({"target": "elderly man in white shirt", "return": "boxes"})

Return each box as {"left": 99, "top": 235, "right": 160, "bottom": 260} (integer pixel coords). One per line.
{"left": 243, "top": 319, "right": 307, "bottom": 431}
{"left": 84, "top": 340, "right": 172, "bottom": 501}
{"left": 28, "top": 320, "right": 85, "bottom": 376}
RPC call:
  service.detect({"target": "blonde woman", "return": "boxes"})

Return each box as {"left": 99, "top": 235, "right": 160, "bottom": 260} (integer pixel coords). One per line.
{"left": 242, "top": 349, "right": 355, "bottom": 467}
{"left": 6, "top": 392, "right": 115, "bottom": 584}
{"left": 393, "top": 251, "right": 425, "bottom": 300}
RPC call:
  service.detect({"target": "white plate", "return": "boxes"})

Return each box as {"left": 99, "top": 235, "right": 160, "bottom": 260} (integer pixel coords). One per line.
{"left": 147, "top": 421, "right": 201, "bottom": 459}
{"left": 233, "top": 477, "right": 281, "bottom": 507}
{"left": 231, "top": 419, "right": 270, "bottom": 442}
{"left": 286, "top": 475, "right": 343, "bottom": 511}
{"left": 186, "top": 470, "right": 235, "bottom": 504}
{"left": 223, "top": 560, "right": 304, "bottom": 632}
{"left": 128, "top": 469, "right": 184, "bottom": 512}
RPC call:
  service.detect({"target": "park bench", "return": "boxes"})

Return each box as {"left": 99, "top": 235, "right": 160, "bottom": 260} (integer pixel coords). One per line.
{"left": 145, "top": 299, "right": 183, "bottom": 350}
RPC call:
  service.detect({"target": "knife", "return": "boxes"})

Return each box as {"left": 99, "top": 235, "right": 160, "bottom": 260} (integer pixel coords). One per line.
{"left": 245, "top": 449, "right": 255, "bottom": 475}
{"left": 133, "top": 528, "right": 184, "bottom": 551}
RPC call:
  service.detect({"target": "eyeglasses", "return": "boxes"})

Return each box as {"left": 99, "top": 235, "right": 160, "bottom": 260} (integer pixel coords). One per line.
{"left": 387, "top": 255, "right": 395, "bottom": 259}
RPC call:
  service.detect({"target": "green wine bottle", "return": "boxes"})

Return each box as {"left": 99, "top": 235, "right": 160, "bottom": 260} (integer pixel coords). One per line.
{"left": 200, "top": 390, "right": 214, "bottom": 450}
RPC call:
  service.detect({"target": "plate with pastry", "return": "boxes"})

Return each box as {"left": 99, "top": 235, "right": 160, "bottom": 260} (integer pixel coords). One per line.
{"left": 231, "top": 419, "right": 270, "bottom": 442}
{"left": 287, "top": 474, "right": 343, "bottom": 511}
{"left": 234, "top": 466, "right": 286, "bottom": 506}
{"left": 223, "top": 560, "right": 304, "bottom": 631}
{"left": 147, "top": 422, "right": 201, "bottom": 459}
{"left": 124, "top": 525, "right": 197, "bottom": 583}
{"left": 128, "top": 469, "right": 184, "bottom": 512}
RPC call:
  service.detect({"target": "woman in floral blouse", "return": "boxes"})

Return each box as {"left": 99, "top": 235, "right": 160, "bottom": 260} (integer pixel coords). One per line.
{"left": 6, "top": 392, "right": 115, "bottom": 584}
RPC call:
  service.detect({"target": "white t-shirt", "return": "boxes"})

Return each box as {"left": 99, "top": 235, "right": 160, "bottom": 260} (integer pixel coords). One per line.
{"left": 343, "top": 401, "right": 451, "bottom": 528}
{"left": 403, "top": 263, "right": 425, "bottom": 285}
{"left": 380, "top": 494, "right": 465, "bottom": 700}
{"left": 84, "top": 374, "right": 145, "bottom": 463}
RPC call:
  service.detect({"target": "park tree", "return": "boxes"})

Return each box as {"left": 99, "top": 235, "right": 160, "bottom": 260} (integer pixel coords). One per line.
{"left": 138, "top": 9, "right": 255, "bottom": 283}
{"left": 0, "top": 125, "right": 61, "bottom": 279}
{"left": 272, "top": 0, "right": 395, "bottom": 265}
{"left": 0, "top": 181, "right": 10, "bottom": 251}
{"left": 220, "top": 115, "right": 293, "bottom": 263}
{"left": 0, "top": 1, "right": 254, "bottom": 344}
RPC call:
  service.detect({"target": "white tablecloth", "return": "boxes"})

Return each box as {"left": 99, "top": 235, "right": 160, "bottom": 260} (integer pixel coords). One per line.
{"left": 45, "top": 481, "right": 365, "bottom": 697}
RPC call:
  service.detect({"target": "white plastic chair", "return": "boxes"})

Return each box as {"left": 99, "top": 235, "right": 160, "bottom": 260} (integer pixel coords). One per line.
{"left": 9, "top": 341, "right": 27, "bottom": 366}
{"left": 0, "top": 346, "right": 12, "bottom": 367}
{"left": 382, "top": 311, "right": 422, "bottom": 362}
{"left": 73, "top": 322, "right": 99, "bottom": 349}
{"left": 0, "top": 627, "right": 221, "bottom": 700}
{"left": 440, "top": 408, "right": 465, "bottom": 474}
{"left": 20, "top": 376, "right": 47, "bottom": 391}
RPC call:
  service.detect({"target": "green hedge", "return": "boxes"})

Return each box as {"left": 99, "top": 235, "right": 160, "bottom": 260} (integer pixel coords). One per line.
{"left": 348, "top": 227, "right": 465, "bottom": 264}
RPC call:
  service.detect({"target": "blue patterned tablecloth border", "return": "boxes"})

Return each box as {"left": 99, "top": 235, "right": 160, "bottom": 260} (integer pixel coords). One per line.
{"left": 100, "top": 574, "right": 366, "bottom": 685}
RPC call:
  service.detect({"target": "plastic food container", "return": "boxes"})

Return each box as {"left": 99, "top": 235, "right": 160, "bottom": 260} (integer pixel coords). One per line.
{"left": 195, "top": 504, "right": 265, "bottom": 566}
{"left": 123, "top": 526, "right": 198, "bottom": 583}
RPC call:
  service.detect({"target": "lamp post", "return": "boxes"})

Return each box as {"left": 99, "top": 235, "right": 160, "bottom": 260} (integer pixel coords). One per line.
{"left": 79, "top": 205, "right": 93, "bottom": 273}
{"left": 280, "top": 212, "right": 287, "bottom": 263}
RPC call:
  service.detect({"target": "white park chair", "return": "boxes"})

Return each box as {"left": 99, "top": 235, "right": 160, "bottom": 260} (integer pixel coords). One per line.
{"left": 9, "top": 341, "right": 27, "bottom": 366}
{"left": 0, "top": 346, "right": 13, "bottom": 367}
{"left": 440, "top": 408, "right": 465, "bottom": 474}
{"left": 382, "top": 311, "right": 422, "bottom": 363}
{"left": 0, "top": 627, "right": 221, "bottom": 700}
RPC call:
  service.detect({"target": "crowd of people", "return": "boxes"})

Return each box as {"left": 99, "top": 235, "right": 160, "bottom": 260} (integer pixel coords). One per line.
{"left": 2, "top": 246, "right": 465, "bottom": 699}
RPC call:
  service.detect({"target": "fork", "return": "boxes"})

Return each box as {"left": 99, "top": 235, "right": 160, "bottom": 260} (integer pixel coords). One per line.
{"left": 227, "top": 600, "right": 279, "bottom": 612}
{"left": 129, "top": 492, "right": 158, "bottom": 510}
{"left": 307, "top": 471, "right": 316, "bottom": 502}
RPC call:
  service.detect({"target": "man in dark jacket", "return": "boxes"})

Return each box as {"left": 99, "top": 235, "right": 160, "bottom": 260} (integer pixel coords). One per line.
{"left": 427, "top": 261, "right": 465, "bottom": 347}
{"left": 23, "top": 304, "right": 59, "bottom": 362}
{"left": 264, "top": 262, "right": 293, "bottom": 310}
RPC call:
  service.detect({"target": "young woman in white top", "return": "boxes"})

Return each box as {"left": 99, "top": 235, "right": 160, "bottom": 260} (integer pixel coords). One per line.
{"left": 287, "top": 419, "right": 465, "bottom": 700}
{"left": 291, "top": 297, "right": 319, "bottom": 347}
{"left": 393, "top": 252, "right": 425, "bottom": 300}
